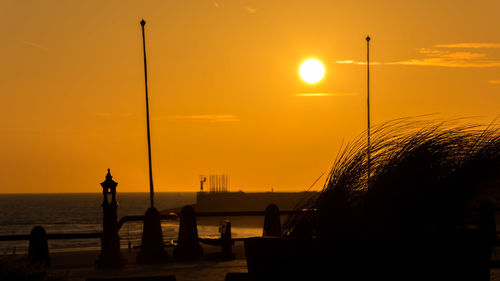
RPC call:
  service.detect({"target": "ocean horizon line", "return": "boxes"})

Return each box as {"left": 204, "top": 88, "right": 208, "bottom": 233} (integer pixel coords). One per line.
{"left": 0, "top": 190, "right": 318, "bottom": 195}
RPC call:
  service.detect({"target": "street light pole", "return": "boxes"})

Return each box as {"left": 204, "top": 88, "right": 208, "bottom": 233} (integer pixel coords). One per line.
{"left": 140, "top": 19, "right": 155, "bottom": 209}
{"left": 136, "top": 19, "right": 169, "bottom": 264}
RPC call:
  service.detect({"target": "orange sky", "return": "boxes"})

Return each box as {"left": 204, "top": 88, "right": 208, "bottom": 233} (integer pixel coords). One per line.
{"left": 1, "top": 0, "right": 499, "bottom": 193}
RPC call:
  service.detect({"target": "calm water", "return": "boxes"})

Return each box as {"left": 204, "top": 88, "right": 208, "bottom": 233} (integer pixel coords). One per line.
{"left": 0, "top": 193, "right": 262, "bottom": 253}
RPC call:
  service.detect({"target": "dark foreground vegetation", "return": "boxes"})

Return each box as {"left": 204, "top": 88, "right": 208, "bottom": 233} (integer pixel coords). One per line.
{"left": 262, "top": 118, "right": 500, "bottom": 281}
{"left": 0, "top": 255, "right": 67, "bottom": 281}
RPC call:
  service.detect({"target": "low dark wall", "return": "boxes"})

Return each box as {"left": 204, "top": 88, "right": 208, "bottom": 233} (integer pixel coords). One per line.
{"left": 194, "top": 192, "right": 317, "bottom": 212}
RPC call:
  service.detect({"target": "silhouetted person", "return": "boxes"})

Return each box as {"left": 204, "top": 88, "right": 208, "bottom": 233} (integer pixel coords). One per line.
{"left": 27, "top": 226, "right": 50, "bottom": 268}
{"left": 220, "top": 220, "right": 235, "bottom": 260}
{"left": 206, "top": 220, "right": 235, "bottom": 260}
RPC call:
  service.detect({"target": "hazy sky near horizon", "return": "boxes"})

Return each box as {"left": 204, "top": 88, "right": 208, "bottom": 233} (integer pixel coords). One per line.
{"left": 1, "top": 0, "right": 499, "bottom": 193}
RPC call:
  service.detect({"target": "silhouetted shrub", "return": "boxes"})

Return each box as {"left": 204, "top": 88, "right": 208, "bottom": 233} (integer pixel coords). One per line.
{"left": 285, "top": 118, "right": 500, "bottom": 240}
{"left": 278, "top": 118, "right": 500, "bottom": 280}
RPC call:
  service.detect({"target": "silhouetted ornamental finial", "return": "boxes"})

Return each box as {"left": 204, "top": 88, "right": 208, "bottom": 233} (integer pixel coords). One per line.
{"left": 366, "top": 35, "right": 371, "bottom": 42}
{"left": 141, "top": 19, "right": 146, "bottom": 26}
{"left": 102, "top": 169, "right": 117, "bottom": 187}
{"left": 106, "top": 168, "right": 113, "bottom": 180}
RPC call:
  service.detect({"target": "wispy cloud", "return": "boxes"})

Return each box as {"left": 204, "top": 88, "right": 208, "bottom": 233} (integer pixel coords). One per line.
{"left": 335, "top": 60, "right": 380, "bottom": 65}
{"left": 96, "top": 112, "right": 113, "bottom": 117}
{"left": 119, "top": 113, "right": 135, "bottom": 117}
{"left": 245, "top": 6, "right": 257, "bottom": 14}
{"left": 95, "top": 112, "right": 135, "bottom": 118}
{"left": 295, "top": 93, "right": 356, "bottom": 97}
{"left": 161, "top": 114, "right": 239, "bottom": 122}
{"left": 417, "top": 48, "right": 441, "bottom": 55}
{"left": 336, "top": 42, "right": 500, "bottom": 68}
{"left": 21, "top": 40, "right": 48, "bottom": 51}
{"left": 390, "top": 46, "right": 500, "bottom": 68}
{"left": 434, "top": 43, "right": 500, "bottom": 49}
{"left": 440, "top": 52, "right": 486, "bottom": 60}
{"left": 389, "top": 58, "right": 500, "bottom": 68}
{"left": 489, "top": 80, "right": 500, "bottom": 85}
{"left": 335, "top": 60, "right": 356, "bottom": 64}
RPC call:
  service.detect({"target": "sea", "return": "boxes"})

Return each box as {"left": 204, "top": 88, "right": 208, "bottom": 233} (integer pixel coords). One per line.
{"left": 0, "top": 193, "right": 263, "bottom": 254}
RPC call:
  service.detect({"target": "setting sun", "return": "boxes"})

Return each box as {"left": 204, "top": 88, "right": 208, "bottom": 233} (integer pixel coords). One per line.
{"left": 299, "top": 59, "right": 325, "bottom": 83}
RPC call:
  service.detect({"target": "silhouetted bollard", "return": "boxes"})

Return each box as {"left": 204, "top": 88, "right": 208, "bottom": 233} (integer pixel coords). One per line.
{"left": 173, "top": 205, "right": 203, "bottom": 259}
{"left": 137, "top": 207, "right": 170, "bottom": 264}
{"left": 220, "top": 220, "right": 235, "bottom": 260}
{"left": 27, "top": 226, "right": 50, "bottom": 268}
{"left": 263, "top": 204, "right": 281, "bottom": 237}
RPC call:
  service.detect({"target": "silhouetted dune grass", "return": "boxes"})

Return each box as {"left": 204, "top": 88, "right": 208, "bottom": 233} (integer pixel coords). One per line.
{"left": 274, "top": 118, "right": 500, "bottom": 280}
{"left": 284, "top": 118, "right": 500, "bottom": 240}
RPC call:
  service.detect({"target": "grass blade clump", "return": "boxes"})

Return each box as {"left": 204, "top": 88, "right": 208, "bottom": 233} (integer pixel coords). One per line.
{"left": 284, "top": 118, "right": 500, "bottom": 243}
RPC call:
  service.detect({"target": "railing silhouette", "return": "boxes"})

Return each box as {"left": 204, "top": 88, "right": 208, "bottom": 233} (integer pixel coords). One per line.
{"left": 0, "top": 204, "right": 303, "bottom": 265}
{"left": 1, "top": 207, "right": 497, "bottom": 242}
{"left": 2, "top": 205, "right": 499, "bottom": 270}
{"left": 0, "top": 232, "right": 102, "bottom": 241}
{"left": 1, "top": 207, "right": 498, "bottom": 241}
{"left": 0, "top": 207, "right": 310, "bottom": 242}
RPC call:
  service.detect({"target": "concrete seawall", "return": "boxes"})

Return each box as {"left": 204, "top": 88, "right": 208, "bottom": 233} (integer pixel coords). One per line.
{"left": 192, "top": 192, "right": 318, "bottom": 213}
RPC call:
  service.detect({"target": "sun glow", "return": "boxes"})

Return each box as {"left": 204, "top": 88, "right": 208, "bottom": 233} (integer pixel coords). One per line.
{"left": 299, "top": 59, "right": 325, "bottom": 83}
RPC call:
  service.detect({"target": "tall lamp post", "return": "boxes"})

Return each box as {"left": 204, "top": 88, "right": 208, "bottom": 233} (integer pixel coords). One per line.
{"left": 366, "top": 35, "right": 371, "bottom": 189}
{"left": 142, "top": 18, "right": 156, "bottom": 210}
{"left": 136, "top": 19, "right": 169, "bottom": 264}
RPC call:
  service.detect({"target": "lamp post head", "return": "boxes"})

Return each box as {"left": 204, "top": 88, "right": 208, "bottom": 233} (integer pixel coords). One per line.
{"left": 366, "top": 35, "right": 371, "bottom": 42}
{"left": 101, "top": 168, "right": 118, "bottom": 205}
{"left": 140, "top": 19, "right": 146, "bottom": 27}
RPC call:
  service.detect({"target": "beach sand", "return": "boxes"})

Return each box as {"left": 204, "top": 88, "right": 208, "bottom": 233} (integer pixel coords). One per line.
{"left": 10, "top": 241, "right": 500, "bottom": 280}
{"left": 47, "top": 242, "right": 247, "bottom": 281}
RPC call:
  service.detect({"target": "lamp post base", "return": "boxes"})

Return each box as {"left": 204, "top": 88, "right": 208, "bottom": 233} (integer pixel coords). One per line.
{"left": 136, "top": 207, "right": 169, "bottom": 264}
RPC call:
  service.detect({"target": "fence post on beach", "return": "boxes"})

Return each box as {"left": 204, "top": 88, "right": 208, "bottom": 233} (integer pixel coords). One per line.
{"left": 263, "top": 204, "right": 281, "bottom": 237}
{"left": 174, "top": 205, "right": 203, "bottom": 259}
{"left": 27, "top": 226, "right": 50, "bottom": 268}
{"left": 96, "top": 169, "right": 126, "bottom": 268}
